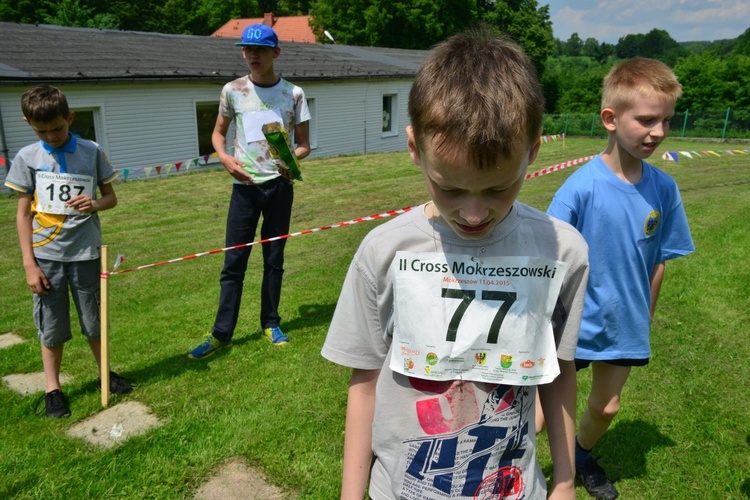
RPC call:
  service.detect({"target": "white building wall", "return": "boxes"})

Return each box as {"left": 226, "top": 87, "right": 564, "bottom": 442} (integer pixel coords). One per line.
{"left": 1, "top": 77, "right": 414, "bottom": 188}
{"left": 300, "top": 77, "right": 412, "bottom": 158}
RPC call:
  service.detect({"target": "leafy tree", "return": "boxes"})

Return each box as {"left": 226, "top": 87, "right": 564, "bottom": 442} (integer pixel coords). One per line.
{"left": 565, "top": 32, "right": 583, "bottom": 56}
{"left": 673, "top": 51, "right": 730, "bottom": 111}
{"left": 731, "top": 27, "right": 750, "bottom": 57}
{"left": 0, "top": 0, "right": 43, "bottom": 24}
{"left": 594, "top": 42, "right": 615, "bottom": 64}
{"left": 542, "top": 56, "right": 610, "bottom": 113}
{"left": 477, "top": 0, "right": 555, "bottom": 74}
{"left": 616, "top": 33, "right": 645, "bottom": 59}
{"left": 581, "top": 37, "right": 598, "bottom": 58}
{"left": 310, "top": 0, "right": 476, "bottom": 49}
{"left": 309, "top": 0, "right": 554, "bottom": 70}
{"left": 615, "top": 29, "right": 686, "bottom": 65}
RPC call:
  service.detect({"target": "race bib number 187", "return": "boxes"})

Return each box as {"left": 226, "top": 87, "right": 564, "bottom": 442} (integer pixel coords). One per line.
{"left": 35, "top": 171, "right": 95, "bottom": 215}
{"left": 390, "top": 251, "right": 568, "bottom": 385}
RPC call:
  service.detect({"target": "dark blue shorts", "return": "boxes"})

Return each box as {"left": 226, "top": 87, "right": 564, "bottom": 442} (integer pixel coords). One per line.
{"left": 575, "top": 357, "right": 650, "bottom": 371}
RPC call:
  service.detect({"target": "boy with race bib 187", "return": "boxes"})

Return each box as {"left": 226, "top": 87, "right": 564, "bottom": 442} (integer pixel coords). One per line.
{"left": 5, "top": 85, "right": 131, "bottom": 418}
{"left": 321, "top": 28, "right": 589, "bottom": 500}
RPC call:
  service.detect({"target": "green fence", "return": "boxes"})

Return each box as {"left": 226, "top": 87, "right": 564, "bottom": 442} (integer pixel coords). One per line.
{"left": 544, "top": 108, "right": 750, "bottom": 139}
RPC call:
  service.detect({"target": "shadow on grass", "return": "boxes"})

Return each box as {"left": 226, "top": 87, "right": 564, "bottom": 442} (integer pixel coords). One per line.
{"left": 541, "top": 418, "right": 675, "bottom": 484}
{"left": 282, "top": 303, "right": 337, "bottom": 333}
{"left": 742, "top": 435, "right": 750, "bottom": 498}
{"left": 595, "top": 419, "right": 676, "bottom": 481}
{"left": 64, "top": 302, "right": 338, "bottom": 396}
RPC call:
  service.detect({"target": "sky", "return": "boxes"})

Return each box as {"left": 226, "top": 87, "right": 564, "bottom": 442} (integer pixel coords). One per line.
{"left": 542, "top": 0, "right": 749, "bottom": 44}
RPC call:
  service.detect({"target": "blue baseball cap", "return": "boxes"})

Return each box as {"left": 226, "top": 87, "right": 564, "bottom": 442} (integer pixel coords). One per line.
{"left": 236, "top": 24, "right": 279, "bottom": 48}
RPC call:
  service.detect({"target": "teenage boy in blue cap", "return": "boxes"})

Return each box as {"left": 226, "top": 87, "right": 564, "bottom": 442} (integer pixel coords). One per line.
{"left": 190, "top": 24, "right": 311, "bottom": 358}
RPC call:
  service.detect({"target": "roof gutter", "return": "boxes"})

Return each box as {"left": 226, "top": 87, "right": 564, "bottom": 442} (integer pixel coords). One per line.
{"left": 0, "top": 72, "right": 415, "bottom": 87}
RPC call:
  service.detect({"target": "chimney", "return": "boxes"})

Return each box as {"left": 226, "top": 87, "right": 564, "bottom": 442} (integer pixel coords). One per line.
{"left": 263, "top": 12, "right": 276, "bottom": 26}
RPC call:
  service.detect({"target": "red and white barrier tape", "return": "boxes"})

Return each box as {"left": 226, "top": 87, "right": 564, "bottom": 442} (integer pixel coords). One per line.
{"left": 109, "top": 206, "right": 415, "bottom": 275}
{"left": 107, "top": 155, "right": 597, "bottom": 276}
{"left": 526, "top": 155, "right": 596, "bottom": 179}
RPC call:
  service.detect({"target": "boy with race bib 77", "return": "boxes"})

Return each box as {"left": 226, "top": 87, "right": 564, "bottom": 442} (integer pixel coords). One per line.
{"left": 5, "top": 85, "right": 131, "bottom": 418}
{"left": 322, "top": 28, "right": 589, "bottom": 499}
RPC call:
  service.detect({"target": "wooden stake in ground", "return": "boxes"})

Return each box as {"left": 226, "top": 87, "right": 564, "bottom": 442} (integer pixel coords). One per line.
{"left": 100, "top": 245, "right": 110, "bottom": 407}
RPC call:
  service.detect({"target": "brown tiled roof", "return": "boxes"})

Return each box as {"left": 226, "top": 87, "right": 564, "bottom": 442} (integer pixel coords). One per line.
{"left": 213, "top": 15, "right": 317, "bottom": 44}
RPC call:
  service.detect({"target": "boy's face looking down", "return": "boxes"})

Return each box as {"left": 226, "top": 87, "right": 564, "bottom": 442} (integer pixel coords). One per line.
{"left": 25, "top": 112, "right": 74, "bottom": 149}
{"left": 602, "top": 93, "right": 675, "bottom": 160}
{"left": 408, "top": 126, "right": 540, "bottom": 240}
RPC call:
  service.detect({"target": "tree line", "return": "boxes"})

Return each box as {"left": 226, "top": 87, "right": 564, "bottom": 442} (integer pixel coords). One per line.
{"left": 2, "top": 0, "right": 748, "bottom": 114}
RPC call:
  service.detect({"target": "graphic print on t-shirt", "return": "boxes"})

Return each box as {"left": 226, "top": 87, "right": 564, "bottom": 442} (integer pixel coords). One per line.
{"left": 399, "top": 379, "right": 530, "bottom": 498}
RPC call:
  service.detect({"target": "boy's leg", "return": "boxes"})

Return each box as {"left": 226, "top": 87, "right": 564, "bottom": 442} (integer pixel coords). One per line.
{"left": 534, "top": 390, "right": 545, "bottom": 434}
{"left": 41, "top": 343, "right": 64, "bottom": 393}
{"left": 212, "top": 185, "right": 262, "bottom": 341}
{"left": 575, "top": 362, "right": 630, "bottom": 499}
{"left": 259, "top": 178, "right": 293, "bottom": 329}
{"left": 34, "top": 260, "right": 73, "bottom": 393}
{"left": 88, "top": 338, "right": 103, "bottom": 369}
{"left": 578, "top": 362, "right": 631, "bottom": 450}
{"left": 68, "top": 259, "right": 102, "bottom": 368}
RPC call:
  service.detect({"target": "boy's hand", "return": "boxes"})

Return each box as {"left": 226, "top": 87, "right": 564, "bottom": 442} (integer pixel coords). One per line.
{"left": 67, "top": 194, "right": 95, "bottom": 213}
{"left": 24, "top": 264, "right": 50, "bottom": 295}
{"left": 219, "top": 153, "right": 254, "bottom": 184}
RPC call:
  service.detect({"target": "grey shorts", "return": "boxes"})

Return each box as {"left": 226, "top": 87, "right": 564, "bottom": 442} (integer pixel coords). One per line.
{"left": 33, "top": 258, "right": 101, "bottom": 347}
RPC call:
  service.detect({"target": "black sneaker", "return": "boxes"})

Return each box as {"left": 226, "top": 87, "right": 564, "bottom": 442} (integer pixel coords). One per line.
{"left": 43, "top": 389, "right": 71, "bottom": 418}
{"left": 576, "top": 456, "right": 619, "bottom": 500}
{"left": 99, "top": 371, "right": 133, "bottom": 395}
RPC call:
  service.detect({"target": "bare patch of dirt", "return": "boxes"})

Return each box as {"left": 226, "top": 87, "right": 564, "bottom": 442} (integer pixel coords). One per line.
{"left": 193, "top": 458, "right": 297, "bottom": 500}
{"left": 66, "top": 401, "right": 162, "bottom": 448}
{"left": 0, "top": 332, "right": 24, "bottom": 349}
{"left": 2, "top": 371, "right": 73, "bottom": 396}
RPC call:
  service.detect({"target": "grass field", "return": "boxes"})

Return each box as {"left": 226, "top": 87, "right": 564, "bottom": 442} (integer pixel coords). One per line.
{"left": 1, "top": 138, "right": 748, "bottom": 498}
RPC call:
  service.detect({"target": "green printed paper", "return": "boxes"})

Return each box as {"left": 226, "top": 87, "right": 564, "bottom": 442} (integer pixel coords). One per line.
{"left": 262, "top": 122, "right": 303, "bottom": 181}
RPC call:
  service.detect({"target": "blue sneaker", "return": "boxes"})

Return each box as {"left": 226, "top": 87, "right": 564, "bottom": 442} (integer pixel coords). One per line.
{"left": 188, "top": 335, "right": 232, "bottom": 359}
{"left": 264, "top": 326, "right": 289, "bottom": 345}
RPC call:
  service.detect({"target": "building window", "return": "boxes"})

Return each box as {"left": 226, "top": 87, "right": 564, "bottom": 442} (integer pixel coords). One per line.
{"left": 70, "top": 109, "right": 97, "bottom": 142}
{"left": 382, "top": 94, "right": 398, "bottom": 136}
{"left": 195, "top": 101, "right": 219, "bottom": 157}
{"left": 306, "top": 97, "right": 317, "bottom": 150}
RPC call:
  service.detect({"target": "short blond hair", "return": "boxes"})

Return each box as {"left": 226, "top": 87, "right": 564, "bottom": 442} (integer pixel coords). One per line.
{"left": 408, "top": 26, "right": 544, "bottom": 169}
{"left": 602, "top": 57, "right": 682, "bottom": 112}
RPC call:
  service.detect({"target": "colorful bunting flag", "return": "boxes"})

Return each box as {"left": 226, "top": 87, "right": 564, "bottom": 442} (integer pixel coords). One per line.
{"left": 113, "top": 254, "right": 126, "bottom": 271}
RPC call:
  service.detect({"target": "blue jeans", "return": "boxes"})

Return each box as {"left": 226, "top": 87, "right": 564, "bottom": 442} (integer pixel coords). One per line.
{"left": 212, "top": 178, "right": 293, "bottom": 341}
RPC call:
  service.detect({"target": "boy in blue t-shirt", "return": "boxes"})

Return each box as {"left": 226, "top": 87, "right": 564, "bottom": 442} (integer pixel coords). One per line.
{"left": 545, "top": 58, "right": 694, "bottom": 499}
{"left": 5, "top": 85, "right": 132, "bottom": 418}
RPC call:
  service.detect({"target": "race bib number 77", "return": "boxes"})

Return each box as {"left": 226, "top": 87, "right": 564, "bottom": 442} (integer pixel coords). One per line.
{"left": 390, "top": 252, "right": 568, "bottom": 385}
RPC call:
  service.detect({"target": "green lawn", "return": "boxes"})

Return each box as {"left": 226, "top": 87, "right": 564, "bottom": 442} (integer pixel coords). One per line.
{"left": 1, "top": 138, "right": 748, "bottom": 498}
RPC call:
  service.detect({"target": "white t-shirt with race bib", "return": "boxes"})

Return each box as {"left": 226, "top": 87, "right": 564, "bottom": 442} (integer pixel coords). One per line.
{"left": 322, "top": 202, "right": 589, "bottom": 499}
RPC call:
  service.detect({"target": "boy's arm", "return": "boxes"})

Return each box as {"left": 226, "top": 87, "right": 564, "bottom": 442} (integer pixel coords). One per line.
{"left": 211, "top": 113, "right": 253, "bottom": 183}
{"left": 538, "top": 359, "right": 577, "bottom": 500}
{"left": 293, "top": 121, "right": 311, "bottom": 160}
{"left": 66, "top": 182, "right": 117, "bottom": 213}
{"left": 16, "top": 194, "right": 50, "bottom": 295}
{"left": 341, "top": 368, "right": 379, "bottom": 500}
{"left": 649, "top": 262, "right": 665, "bottom": 321}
